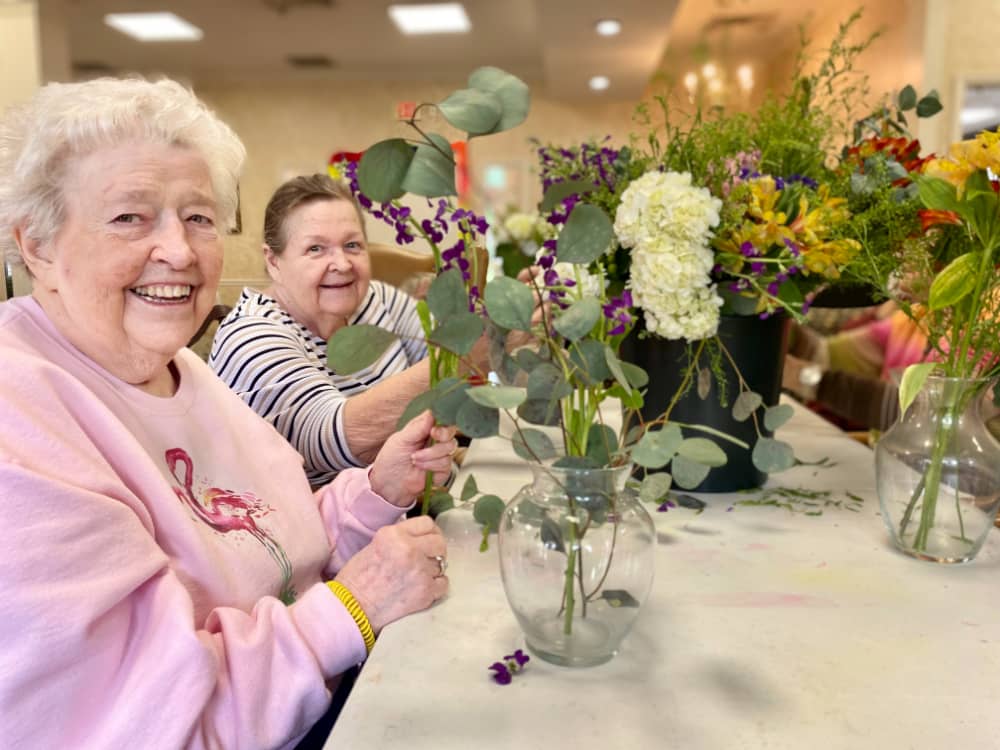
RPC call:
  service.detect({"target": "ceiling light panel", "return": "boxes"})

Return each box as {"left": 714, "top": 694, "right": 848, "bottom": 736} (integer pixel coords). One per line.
{"left": 104, "top": 12, "right": 203, "bottom": 42}
{"left": 589, "top": 76, "right": 610, "bottom": 91}
{"left": 388, "top": 3, "right": 471, "bottom": 34}
{"left": 595, "top": 19, "right": 621, "bottom": 36}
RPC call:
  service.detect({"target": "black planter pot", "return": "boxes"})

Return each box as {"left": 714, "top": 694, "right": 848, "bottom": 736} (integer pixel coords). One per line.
{"left": 621, "top": 314, "right": 790, "bottom": 492}
{"left": 810, "top": 282, "right": 881, "bottom": 309}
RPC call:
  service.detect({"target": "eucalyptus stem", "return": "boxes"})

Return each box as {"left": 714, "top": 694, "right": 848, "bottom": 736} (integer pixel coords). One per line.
{"left": 563, "top": 506, "right": 578, "bottom": 636}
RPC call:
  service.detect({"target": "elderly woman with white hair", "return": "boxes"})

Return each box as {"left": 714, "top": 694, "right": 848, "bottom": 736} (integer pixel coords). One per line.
{"left": 0, "top": 78, "right": 456, "bottom": 750}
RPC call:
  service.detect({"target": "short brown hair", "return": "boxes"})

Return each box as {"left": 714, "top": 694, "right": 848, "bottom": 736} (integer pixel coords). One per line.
{"left": 262, "top": 173, "right": 365, "bottom": 255}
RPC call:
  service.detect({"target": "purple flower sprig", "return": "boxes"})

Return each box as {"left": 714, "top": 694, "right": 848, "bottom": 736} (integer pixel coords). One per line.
{"left": 489, "top": 649, "right": 530, "bottom": 685}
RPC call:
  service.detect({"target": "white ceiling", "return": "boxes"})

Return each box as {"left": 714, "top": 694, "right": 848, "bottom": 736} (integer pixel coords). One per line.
{"left": 63, "top": 0, "right": 684, "bottom": 99}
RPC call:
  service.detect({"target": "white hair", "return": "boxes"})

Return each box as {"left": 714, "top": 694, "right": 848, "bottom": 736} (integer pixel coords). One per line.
{"left": 0, "top": 76, "right": 246, "bottom": 265}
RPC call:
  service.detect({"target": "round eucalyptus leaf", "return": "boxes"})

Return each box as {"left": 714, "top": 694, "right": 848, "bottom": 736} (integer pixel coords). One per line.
{"left": 457, "top": 398, "right": 500, "bottom": 438}
{"left": 632, "top": 424, "right": 683, "bottom": 469}
{"left": 327, "top": 324, "right": 398, "bottom": 373}
{"left": 527, "top": 362, "right": 572, "bottom": 401}
{"left": 620, "top": 361, "right": 649, "bottom": 389}
{"left": 485, "top": 276, "right": 534, "bottom": 331}
{"left": 568, "top": 339, "right": 612, "bottom": 386}
{"left": 427, "top": 490, "right": 455, "bottom": 516}
{"left": 556, "top": 203, "right": 614, "bottom": 265}
{"left": 460, "top": 474, "right": 478, "bottom": 503}
{"left": 357, "top": 138, "right": 414, "bottom": 202}
{"left": 466, "top": 384, "right": 527, "bottom": 410}
{"left": 400, "top": 134, "right": 456, "bottom": 198}
{"left": 430, "top": 377, "right": 470, "bottom": 425}
{"left": 512, "top": 428, "right": 557, "bottom": 462}
{"left": 677, "top": 437, "right": 728, "bottom": 467}
{"left": 428, "top": 312, "right": 485, "bottom": 356}
{"left": 467, "top": 67, "right": 530, "bottom": 133}
{"left": 396, "top": 389, "right": 439, "bottom": 431}
{"left": 515, "top": 347, "right": 545, "bottom": 372}
{"left": 604, "top": 347, "right": 630, "bottom": 390}
{"left": 671, "top": 455, "right": 711, "bottom": 489}
{"left": 752, "top": 437, "right": 796, "bottom": 473}
{"left": 426, "top": 268, "right": 468, "bottom": 320}
{"left": 517, "top": 397, "right": 560, "bottom": 426}
{"left": 586, "top": 423, "right": 618, "bottom": 467}
{"left": 639, "top": 472, "right": 673, "bottom": 503}
{"left": 763, "top": 403, "right": 795, "bottom": 432}
{"left": 553, "top": 297, "right": 601, "bottom": 341}
{"left": 732, "top": 391, "right": 763, "bottom": 422}
{"left": 437, "top": 88, "right": 502, "bottom": 135}
{"left": 473, "top": 494, "right": 506, "bottom": 531}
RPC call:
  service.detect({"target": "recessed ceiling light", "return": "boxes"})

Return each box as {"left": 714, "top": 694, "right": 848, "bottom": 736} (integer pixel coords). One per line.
{"left": 589, "top": 76, "right": 610, "bottom": 92}
{"left": 595, "top": 19, "right": 621, "bottom": 36}
{"left": 104, "top": 12, "right": 203, "bottom": 42}
{"left": 702, "top": 62, "right": 718, "bottom": 79}
{"left": 388, "top": 3, "right": 471, "bottom": 35}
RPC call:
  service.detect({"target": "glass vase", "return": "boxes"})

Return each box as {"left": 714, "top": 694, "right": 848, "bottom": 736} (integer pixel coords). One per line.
{"left": 497, "top": 464, "right": 655, "bottom": 667}
{"left": 875, "top": 376, "right": 1000, "bottom": 563}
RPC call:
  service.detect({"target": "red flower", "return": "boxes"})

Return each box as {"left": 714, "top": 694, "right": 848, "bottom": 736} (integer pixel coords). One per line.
{"left": 919, "top": 209, "right": 963, "bottom": 232}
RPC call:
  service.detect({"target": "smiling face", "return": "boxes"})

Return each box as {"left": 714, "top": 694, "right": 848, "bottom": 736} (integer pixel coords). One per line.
{"left": 21, "top": 141, "right": 223, "bottom": 395}
{"left": 265, "top": 198, "right": 371, "bottom": 339}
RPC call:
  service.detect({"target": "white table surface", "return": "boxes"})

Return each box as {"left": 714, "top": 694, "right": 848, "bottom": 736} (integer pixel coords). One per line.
{"left": 326, "top": 400, "right": 1000, "bottom": 750}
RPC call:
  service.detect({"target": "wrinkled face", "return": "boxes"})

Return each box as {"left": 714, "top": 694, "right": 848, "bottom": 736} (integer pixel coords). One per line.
{"left": 24, "top": 141, "right": 223, "bottom": 394}
{"left": 265, "top": 198, "right": 370, "bottom": 339}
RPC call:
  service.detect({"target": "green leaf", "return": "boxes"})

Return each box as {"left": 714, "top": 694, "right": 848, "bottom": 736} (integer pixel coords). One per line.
{"left": 928, "top": 252, "right": 978, "bottom": 311}
{"left": 776, "top": 280, "right": 804, "bottom": 307}
{"left": 763, "top": 403, "right": 795, "bottom": 432}
{"left": 898, "top": 84, "right": 917, "bottom": 110}
{"left": 400, "top": 134, "right": 456, "bottom": 198}
{"left": 632, "top": 424, "right": 683, "bottom": 469}
{"left": 430, "top": 377, "right": 469, "bottom": 425}
{"left": 605, "top": 348, "right": 631, "bottom": 391}
{"left": 539, "top": 179, "right": 595, "bottom": 213}
{"left": 456, "top": 398, "right": 500, "bottom": 438}
{"left": 327, "top": 324, "right": 398, "bottom": 373}
{"left": 671, "top": 455, "right": 710, "bottom": 489}
{"left": 898, "top": 362, "right": 936, "bottom": 415}
{"left": 396, "top": 389, "right": 439, "bottom": 430}
{"left": 473, "top": 494, "right": 505, "bottom": 532}
{"left": 610, "top": 383, "right": 644, "bottom": 410}
{"left": 437, "top": 88, "right": 502, "bottom": 135}
{"left": 484, "top": 276, "right": 534, "bottom": 331}
{"left": 732, "top": 391, "right": 763, "bottom": 422}
{"left": 916, "top": 95, "right": 943, "bottom": 118}
{"left": 467, "top": 67, "right": 530, "bottom": 133}
{"left": 427, "top": 490, "right": 455, "bottom": 516}
{"left": 428, "top": 311, "right": 485, "bottom": 355}
{"left": 677, "top": 437, "right": 727, "bottom": 467}
{"left": 619, "top": 361, "right": 649, "bottom": 389}
{"left": 586, "top": 423, "right": 618, "bottom": 466}
{"left": 466, "top": 384, "right": 527, "bottom": 409}
{"left": 426, "top": 268, "right": 467, "bottom": 320}
{"left": 527, "top": 362, "right": 572, "bottom": 401}
{"left": 357, "top": 138, "right": 414, "bottom": 202}
{"left": 460, "top": 474, "right": 478, "bottom": 503}
{"left": 639, "top": 472, "right": 673, "bottom": 503}
{"left": 568, "top": 339, "right": 612, "bottom": 386}
{"left": 751, "top": 438, "right": 796, "bottom": 473}
{"left": 556, "top": 203, "right": 614, "bottom": 265}
{"left": 517, "top": 397, "right": 561, "bottom": 426}
{"left": 917, "top": 176, "right": 962, "bottom": 213}
{"left": 512, "top": 428, "right": 557, "bottom": 461}
{"left": 554, "top": 297, "right": 601, "bottom": 341}
{"left": 515, "top": 347, "right": 544, "bottom": 373}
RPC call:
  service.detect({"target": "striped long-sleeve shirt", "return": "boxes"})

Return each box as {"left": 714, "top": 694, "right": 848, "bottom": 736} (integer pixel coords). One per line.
{"left": 209, "top": 282, "right": 427, "bottom": 487}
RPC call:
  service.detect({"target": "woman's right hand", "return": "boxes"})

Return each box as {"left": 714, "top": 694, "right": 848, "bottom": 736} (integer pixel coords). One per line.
{"left": 333, "top": 515, "right": 448, "bottom": 633}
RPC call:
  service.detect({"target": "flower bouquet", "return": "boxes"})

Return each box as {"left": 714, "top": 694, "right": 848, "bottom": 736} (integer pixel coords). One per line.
{"left": 870, "top": 128, "right": 1000, "bottom": 562}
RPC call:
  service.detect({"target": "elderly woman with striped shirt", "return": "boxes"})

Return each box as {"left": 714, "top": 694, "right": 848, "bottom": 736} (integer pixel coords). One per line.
{"left": 210, "top": 174, "right": 474, "bottom": 487}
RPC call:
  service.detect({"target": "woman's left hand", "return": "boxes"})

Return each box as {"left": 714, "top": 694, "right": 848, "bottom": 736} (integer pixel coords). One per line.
{"left": 369, "top": 410, "right": 457, "bottom": 507}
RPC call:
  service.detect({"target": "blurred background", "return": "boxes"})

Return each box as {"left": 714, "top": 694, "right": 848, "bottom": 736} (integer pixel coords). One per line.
{"left": 1, "top": 0, "right": 997, "bottom": 299}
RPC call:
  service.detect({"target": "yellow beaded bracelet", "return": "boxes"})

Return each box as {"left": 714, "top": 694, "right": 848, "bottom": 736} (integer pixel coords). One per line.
{"left": 327, "top": 581, "right": 376, "bottom": 655}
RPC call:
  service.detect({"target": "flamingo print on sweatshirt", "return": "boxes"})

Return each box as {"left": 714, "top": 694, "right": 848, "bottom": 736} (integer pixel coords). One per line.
{"left": 166, "top": 447, "right": 297, "bottom": 604}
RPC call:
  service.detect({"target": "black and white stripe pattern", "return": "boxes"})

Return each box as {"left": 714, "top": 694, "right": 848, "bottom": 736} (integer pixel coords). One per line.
{"left": 209, "top": 281, "right": 427, "bottom": 487}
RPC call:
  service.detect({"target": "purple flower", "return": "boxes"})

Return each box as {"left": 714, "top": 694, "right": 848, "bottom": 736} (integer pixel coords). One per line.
{"left": 505, "top": 649, "right": 530, "bottom": 668}
{"left": 783, "top": 238, "right": 801, "bottom": 258}
{"left": 767, "top": 281, "right": 780, "bottom": 296}
{"left": 601, "top": 291, "right": 634, "bottom": 336}
{"left": 489, "top": 662, "right": 512, "bottom": 685}
{"left": 740, "top": 242, "right": 757, "bottom": 258}
{"left": 750, "top": 262, "right": 765, "bottom": 275}
{"left": 657, "top": 499, "right": 676, "bottom": 512}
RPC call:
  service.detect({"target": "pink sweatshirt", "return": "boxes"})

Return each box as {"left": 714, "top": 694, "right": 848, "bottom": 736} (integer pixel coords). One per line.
{"left": 0, "top": 297, "right": 408, "bottom": 749}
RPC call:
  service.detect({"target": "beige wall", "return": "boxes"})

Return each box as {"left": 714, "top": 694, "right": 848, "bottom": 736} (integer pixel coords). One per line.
{"left": 198, "top": 80, "right": 637, "bottom": 287}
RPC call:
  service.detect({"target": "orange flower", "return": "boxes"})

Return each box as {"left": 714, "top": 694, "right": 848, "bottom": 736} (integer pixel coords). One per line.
{"left": 919, "top": 209, "right": 963, "bottom": 232}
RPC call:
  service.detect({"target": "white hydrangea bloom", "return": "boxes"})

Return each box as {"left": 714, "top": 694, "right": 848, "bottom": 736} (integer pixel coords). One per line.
{"left": 629, "top": 250, "right": 722, "bottom": 340}
{"left": 555, "top": 262, "right": 604, "bottom": 300}
{"left": 614, "top": 171, "right": 722, "bottom": 249}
